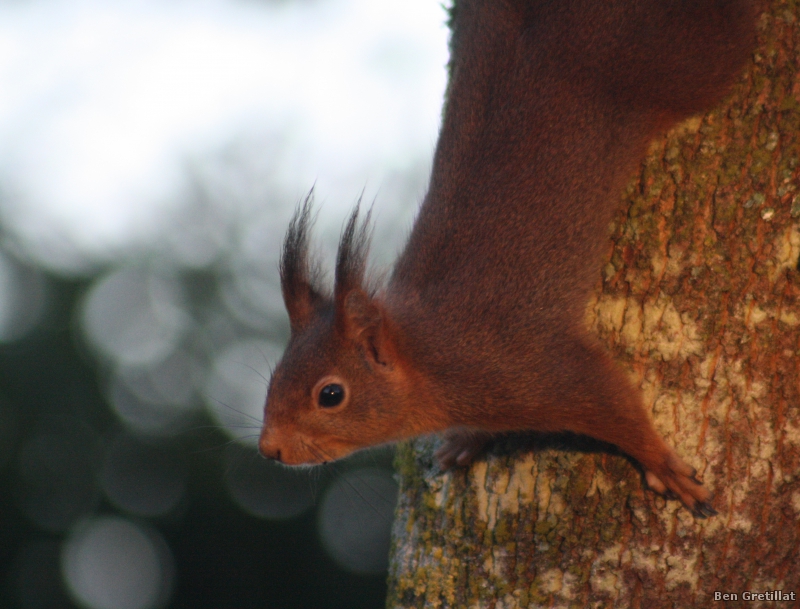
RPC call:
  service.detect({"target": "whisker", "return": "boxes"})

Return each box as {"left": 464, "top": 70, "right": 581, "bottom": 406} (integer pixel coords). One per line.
{"left": 234, "top": 359, "right": 271, "bottom": 388}
{"left": 307, "top": 466, "right": 321, "bottom": 503}
{"left": 308, "top": 442, "right": 395, "bottom": 505}
{"left": 255, "top": 346, "right": 276, "bottom": 379}
{"left": 306, "top": 440, "right": 394, "bottom": 523}
{"left": 211, "top": 397, "right": 263, "bottom": 425}
{"left": 340, "top": 473, "right": 392, "bottom": 525}
{"left": 223, "top": 443, "right": 251, "bottom": 478}
{"left": 187, "top": 424, "right": 262, "bottom": 432}
{"left": 303, "top": 441, "right": 349, "bottom": 478}
{"left": 303, "top": 440, "right": 337, "bottom": 469}
{"left": 232, "top": 434, "right": 262, "bottom": 443}
{"left": 190, "top": 436, "right": 258, "bottom": 455}
{"left": 346, "top": 468, "right": 397, "bottom": 508}
{"left": 301, "top": 442, "right": 344, "bottom": 505}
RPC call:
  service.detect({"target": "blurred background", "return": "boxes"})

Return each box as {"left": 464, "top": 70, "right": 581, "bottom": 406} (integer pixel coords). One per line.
{"left": 0, "top": 0, "right": 449, "bottom": 607}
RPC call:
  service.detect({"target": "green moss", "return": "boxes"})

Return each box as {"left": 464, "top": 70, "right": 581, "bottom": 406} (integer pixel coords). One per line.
{"left": 527, "top": 581, "right": 551, "bottom": 605}
{"left": 394, "top": 441, "right": 421, "bottom": 484}
{"left": 791, "top": 196, "right": 800, "bottom": 218}
{"left": 535, "top": 516, "right": 555, "bottom": 538}
{"left": 745, "top": 192, "right": 766, "bottom": 208}
{"left": 493, "top": 516, "right": 511, "bottom": 544}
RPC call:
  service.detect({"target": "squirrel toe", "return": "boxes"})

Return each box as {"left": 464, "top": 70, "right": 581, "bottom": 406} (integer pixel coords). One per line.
{"left": 435, "top": 430, "right": 493, "bottom": 470}
{"left": 692, "top": 500, "right": 718, "bottom": 519}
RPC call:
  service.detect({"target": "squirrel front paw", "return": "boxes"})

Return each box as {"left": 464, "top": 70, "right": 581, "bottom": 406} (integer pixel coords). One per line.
{"left": 435, "top": 429, "right": 494, "bottom": 470}
{"left": 644, "top": 451, "right": 717, "bottom": 518}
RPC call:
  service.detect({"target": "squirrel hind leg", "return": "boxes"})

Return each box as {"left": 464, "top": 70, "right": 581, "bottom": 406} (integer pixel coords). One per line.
{"left": 435, "top": 429, "right": 495, "bottom": 470}
{"left": 644, "top": 450, "right": 717, "bottom": 518}
{"left": 543, "top": 333, "right": 718, "bottom": 517}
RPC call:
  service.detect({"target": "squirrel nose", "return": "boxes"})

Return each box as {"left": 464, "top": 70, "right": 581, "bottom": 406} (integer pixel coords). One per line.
{"left": 259, "top": 435, "right": 282, "bottom": 462}
{"left": 260, "top": 444, "right": 282, "bottom": 462}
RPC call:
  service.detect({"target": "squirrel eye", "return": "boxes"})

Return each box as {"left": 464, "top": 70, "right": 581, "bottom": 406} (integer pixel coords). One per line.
{"left": 318, "top": 384, "right": 345, "bottom": 408}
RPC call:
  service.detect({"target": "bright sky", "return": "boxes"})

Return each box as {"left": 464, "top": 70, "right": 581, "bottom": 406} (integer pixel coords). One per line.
{"left": 0, "top": 0, "right": 449, "bottom": 272}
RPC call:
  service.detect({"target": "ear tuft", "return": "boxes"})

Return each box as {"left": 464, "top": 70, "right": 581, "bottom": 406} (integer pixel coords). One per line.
{"left": 331, "top": 201, "right": 393, "bottom": 366}
{"left": 280, "top": 191, "right": 326, "bottom": 332}
{"left": 334, "top": 199, "right": 373, "bottom": 305}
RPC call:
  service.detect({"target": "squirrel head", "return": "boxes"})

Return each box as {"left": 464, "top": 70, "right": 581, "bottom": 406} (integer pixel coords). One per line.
{"left": 259, "top": 197, "right": 411, "bottom": 465}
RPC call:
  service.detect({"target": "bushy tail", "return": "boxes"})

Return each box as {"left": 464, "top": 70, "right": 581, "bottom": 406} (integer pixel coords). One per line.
{"left": 553, "top": 0, "right": 758, "bottom": 119}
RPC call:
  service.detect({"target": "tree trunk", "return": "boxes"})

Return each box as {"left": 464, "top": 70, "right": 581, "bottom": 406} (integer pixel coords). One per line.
{"left": 386, "top": 1, "right": 800, "bottom": 607}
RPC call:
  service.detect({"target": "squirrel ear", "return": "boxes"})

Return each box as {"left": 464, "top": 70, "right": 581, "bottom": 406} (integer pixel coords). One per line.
{"left": 340, "top": 290, "right": 392, "bottom": 368}
{"left": 283, "top": 281, "right": 325, "bottom": 332}
{"left": 333, "top": 202, "right": 391, "bottom": 365}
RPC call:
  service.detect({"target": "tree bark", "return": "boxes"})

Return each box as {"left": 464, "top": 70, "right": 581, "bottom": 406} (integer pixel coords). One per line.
{"left": 386, "top": 1, "right": 800, "bottom": 607}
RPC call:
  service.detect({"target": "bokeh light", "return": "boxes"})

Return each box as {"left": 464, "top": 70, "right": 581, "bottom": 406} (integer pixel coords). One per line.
{"left": 220, "top": 262, "right": 287, "bottom": 334}
{"left": 224, "top": 446, "right": 315, "bottom": 520}
{"left": 107, "top": 350, "right": 200, "bottom": 435}
{"left": 0, "top": 251, "right": 47, "bottom": 343}
{"left": 203, "top": 338, "right": 282, "bottom": 444}
{"left": 118, "top": 349, "right": 198, "bottom": 407}
{"left": 61, "top": 517, "right": 174, "bottom": 609}
{"left": 317, "top": 467, "right": 398, "bottom": 574}
{"left": 81, "top": 269, "right": 189, "bottom": 367}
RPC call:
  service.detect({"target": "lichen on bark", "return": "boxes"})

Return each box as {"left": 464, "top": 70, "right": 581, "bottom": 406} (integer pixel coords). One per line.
{"left": 387, "top": 1, "right": 800, "bottom": 608}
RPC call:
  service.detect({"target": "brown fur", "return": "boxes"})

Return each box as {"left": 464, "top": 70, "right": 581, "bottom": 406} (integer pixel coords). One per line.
{"left": 261, "top": 0, "right": 757, "bottom": 516}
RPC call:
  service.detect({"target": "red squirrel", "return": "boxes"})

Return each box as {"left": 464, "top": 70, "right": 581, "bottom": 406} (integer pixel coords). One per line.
{"left": 259, "top": 0, "right": 757, "bottom": 517}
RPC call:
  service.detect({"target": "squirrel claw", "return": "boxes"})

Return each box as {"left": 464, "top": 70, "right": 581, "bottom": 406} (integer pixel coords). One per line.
{"left": 692, "top": 500, "right": 718, "bottom": 519}
{"left": 435, "top": 430, "right": 493, "bottom": 470}
{"left": 688, "top": 467, "right": 705, "bottom": 486}
{"left": 644, "top": 452, "right": 715, "bottom": 518}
